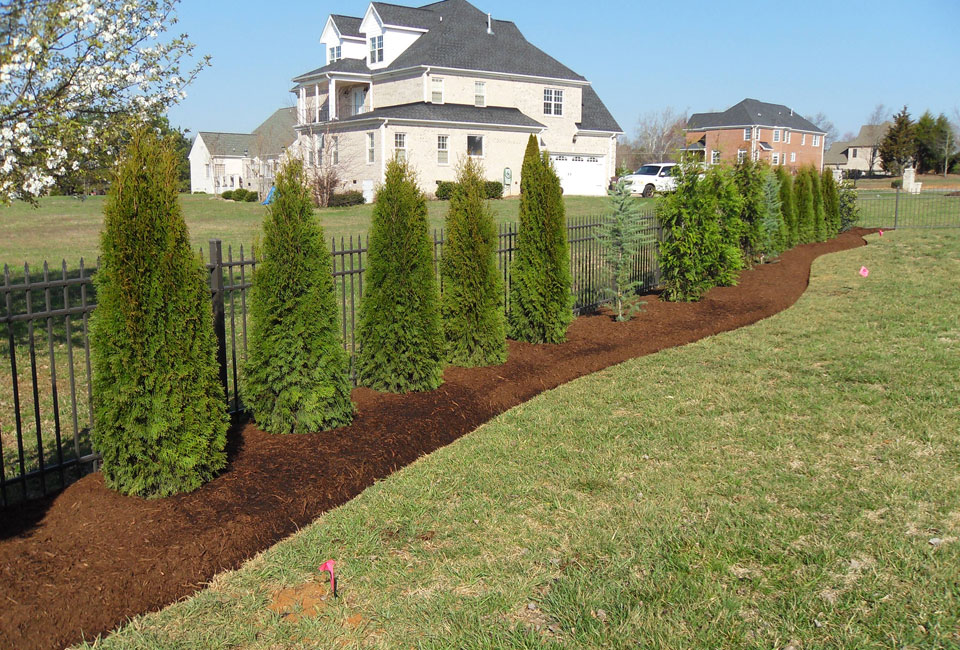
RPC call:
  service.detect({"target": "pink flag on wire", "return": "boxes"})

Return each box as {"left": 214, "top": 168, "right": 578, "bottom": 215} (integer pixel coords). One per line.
{"left": 879, "top": 229, "right": 884, "bottom": 236}
{"left": 859, "top": 266, "right": 869, "bottom": 277}
{"left": 319, "top": 560, "right": 337, "bottom": 597}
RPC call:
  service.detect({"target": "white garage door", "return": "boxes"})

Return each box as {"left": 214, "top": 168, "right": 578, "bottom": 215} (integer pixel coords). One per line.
{"left": 550, "top": 154, "right": 607, "bottom": 196}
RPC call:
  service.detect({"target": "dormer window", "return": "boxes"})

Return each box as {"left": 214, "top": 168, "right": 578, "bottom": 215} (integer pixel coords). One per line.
{"left": 369, "top": 35, "right": 383, "bottom": 63}
{"left": 431, "top": 77, "right": 444, "bottom": 104}
{"left": 329, "top": 45, "right": 341, "bottom": 62}
{"left": 544, "top": 88, "right": 563, "bottom": 116}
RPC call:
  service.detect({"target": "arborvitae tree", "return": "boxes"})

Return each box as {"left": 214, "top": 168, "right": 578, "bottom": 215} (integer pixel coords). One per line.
{"left": 508, "top": 135, "right": 573, "bottom": 343}
{"left": 440, "top": 157, "right": 507, "bottom": 366}
{"left": 775, "top": 166, "right": 798, "bottom": 249}
{"left": 355, "top": 158, "right": 444, "bottom": 392}
{"left": 243, "top": 159, "right": 353, "bottom": 434}
{"left": 821, "top": 169, "right": 841, "bottom": 237}
{"left": 794, "top": 167, "right": 815, "bottom": 244}
{"left": 658, "top": 161, "right": 743, "bottom": 301}
{"left": 810, "top": 166, "right": 826, "bottom": 241}
{"left": 733, "top": 159, "right": 767, "bottom": 262}
{"left": 90, "top": 129, "right": 227, "bottom": 498}
{"left": 758, "top": 169, "right": 786, "bottom": 259}
{"left": 597, "top": 179, "right": 655, "bottom": 321}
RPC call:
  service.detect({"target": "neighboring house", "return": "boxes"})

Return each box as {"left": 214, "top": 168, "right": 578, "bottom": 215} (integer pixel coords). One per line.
{"left": 684, "top": 98, "right": 826, "bottom": 171}
{"left": 289, "top": 0, "right": 623, "bottom": 200}
{"left": 822, "top": 122, "right": 892, "bottom": 175}
{"left": 189, "top": 107, "right": 298, "bottom": 196}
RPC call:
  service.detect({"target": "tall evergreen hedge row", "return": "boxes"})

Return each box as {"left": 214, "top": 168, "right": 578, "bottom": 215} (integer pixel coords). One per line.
{"left": 776, "top": 166, "right": 798, "bottom": 248}
{"left": 795, "top": 167, "right": 815, "bottom": 244}
{"left": 810, "top": 167, "right": 826, "bottom": 241}
{"left": 821, "top": 169, "right": 841, "bottom": 236}
{"left": 508, "top": 135, "right": 572, "bottom": 343}
{"left": 440, "top": 157, "right": 507, "bottom": 366}
{"left": 90, "top": 129, "right": 227, "bottom": 498}
{"left": 355, "top": 158, "right": 445, "bottom": 392}
{"left": 243, "top": 159, "right": 354, "bottom": 434}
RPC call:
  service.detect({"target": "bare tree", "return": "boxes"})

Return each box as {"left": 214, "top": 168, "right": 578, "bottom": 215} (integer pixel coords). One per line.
{"left": 867, "top": 104, "right": 889, "bottom": 126}
{"left": 302, "top": 127, "right": 359, "bottom": 207}
{"left": 866, "top": 104, "right": 890, "bottom": 175}
{"left": 805, "top": 111, "right": 838, "bottom": 147}
{"left": 632, "top": 108, "right": 688, "bottom": 164}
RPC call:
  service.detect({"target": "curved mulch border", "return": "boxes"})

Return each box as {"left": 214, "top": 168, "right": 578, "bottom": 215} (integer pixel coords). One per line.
{"left": 0, "top": 229, "right": 874, "bottom": 650}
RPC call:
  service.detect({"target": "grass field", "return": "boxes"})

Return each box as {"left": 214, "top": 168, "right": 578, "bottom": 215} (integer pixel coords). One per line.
{"left": 853, "top": 173, "right": 960, "bottom": 191}
{"left": 0, "top": 194, "right": 626, "bottom": 269}
{"left": 855, "top": 190, "right": 960, "bottom": 228}
{"left": 77, "top": 229, "right": 960, "bottom": 648}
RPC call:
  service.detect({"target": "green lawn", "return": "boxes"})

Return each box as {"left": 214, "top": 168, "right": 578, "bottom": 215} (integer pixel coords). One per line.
{"left": 855, "top": 190, "right": 960, "bottom": 228}
{"left": 0, "top": 194, "right": 629, "bottom": 269}
{"left": 78, "top": 228, "right": 960, "bottom": 648}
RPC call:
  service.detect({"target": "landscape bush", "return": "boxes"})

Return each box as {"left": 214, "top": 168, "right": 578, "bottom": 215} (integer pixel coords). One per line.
{"left": 838, "top": 180, "right": 861, "bottom": 231}
{"left": 89, "top": 128, "right": 227, "bottom": 498}
{"left": 221, "top": 190, "right": 234, "bottom": 200}
{"left": 355, "top": 158, "right": 445, "bottom": 392}
{"left": 484, "top": 181, "right": 504, "bottom": 199}
{"left": 596, "top": 179, "right": 654, "bottom": 320}
{"left": 244, "top": 191, "right": 259, "bottom": 202}
{"left": 243, "top": 159, "right": 354, "bottom": 434}
{"left": 232, "top": 188, "right": 250, "bottom": 202}
{"left": 435, "top": 181, "right": 456, "bottom": 200}
{"left": 436, "top": 180, "right": 504, "bottom": 200}
{"left": 328, "top": 190, "right": 365, "bottom": 207}
{"left": 508, "top": 134, "right": 573, "bottom": 343}
{"left": 440, "top": 157, "right": 507, "bottom": 366}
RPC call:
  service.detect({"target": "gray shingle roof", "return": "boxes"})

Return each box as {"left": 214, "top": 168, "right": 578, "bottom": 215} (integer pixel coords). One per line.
{"left": 687, "top": 98, "right": 824, "bottom": 133}
{"left": 578, "top": 85, "right": 621, "bottom": 133}
{"left": 337, "top": 101, "right": 544, "bottom": 128}
{"left": 331, "top": 14, "right": 363, "bottom": 37}
{"left": 824, "top": 141, "right": 848, "bottom": 166}
{"left": 846, "top": 122, "right": 891, "bottom": 147}
{"left": 198, "top": 132, "right": 256, "bottom": 157}
{"left": 199, "top": 108, "right": 297, "bottom": 158}
{"left": 371, "top": 2, "right": 437, "bottom": 28}
{"left": 294, "top": 57, "right": 370, "bottom": 82}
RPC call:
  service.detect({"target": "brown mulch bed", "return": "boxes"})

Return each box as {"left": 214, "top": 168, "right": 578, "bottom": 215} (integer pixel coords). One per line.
{"left": 0, "top": 229, "right": 873, "bottom": 650}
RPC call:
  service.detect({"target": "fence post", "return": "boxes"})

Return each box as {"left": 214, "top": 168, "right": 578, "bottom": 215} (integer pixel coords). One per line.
{"left": 894, "top": 186, "right": 900, "bottom": 229}
{"left": 208, "top": 239, "right": 229, "bottom": 400}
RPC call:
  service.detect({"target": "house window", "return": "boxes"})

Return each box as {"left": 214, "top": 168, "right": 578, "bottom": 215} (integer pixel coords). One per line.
{"left": 812, "top": 135, "right": 821, "bottom": 147}
{"left": 475, "top": 81, "right": 486, "bottom": 107}
{"left": 710, "top": 150, "right": 720, "bottom": 164}
{"left": 467, "top": 134, "right": 484, "bottom": 157}
{"left": 852, "top": 148, "right": 858, "bottom": 159}
{"left": 394, "top": 132, "right": 406, "bottom": 161}
{"left": 437, "top": 135, "right": 449, "bottom": 165}
{"left": 773, "top": 129, "right": 781, "bottom": 142}
{"left": 790, "top": 152, "right": 796, "bottom": 163}
{"left": 367, "top": 133, "right": 375, "bottom": 164}
{"left": 431, "top": 77, "right": 444, "bottom": 104}
{"left": 743, "top": 128, "right": 751, "bottom": 141}
{"left": 752, "top": 150, "right": 760, "bottom": 161}
{"left": 801, "top": 133, "right": 807, "bottom": 146}
{"left": 205, "top": 163, "right": 211, "bottom": 179}
{"left": 755, "top": 127, "right": 762, "bottom": 140}
{"left": 785, "top": 130, "right": 791, "bottom": 144}
{"left": 543, "top": 88, "right": 563, "bottom": 116}
{"left": 332, "top": 136, "right": 339, "bottom": 165}
{"left": 772, "top": 153, "right": 780, "bottom": 165}
{"left": 737, "top": 149, "right": 746, "bottom": 163}
{"left": 329, "top": 45, "right": 341, "bottom": 62}
{"left": 214, "top": 163, "right": 225, "bottom": 178}
{"left": 369, "top": 35, "right": 383, "bottom": 63}
{"left": 307, "top": 149, "right": 314, "bottom": 166}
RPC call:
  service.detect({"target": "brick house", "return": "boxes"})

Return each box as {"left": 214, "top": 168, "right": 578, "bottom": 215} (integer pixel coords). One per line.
{"left": 289, "top": 0, "right": 622, "bottom": 200}
{"left": 684, "top": 99, "right": 826, "bottom": 171}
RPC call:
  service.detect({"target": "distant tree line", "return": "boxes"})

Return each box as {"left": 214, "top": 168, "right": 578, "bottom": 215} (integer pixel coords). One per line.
{"left": 880, "top": 106, "right": 959, "bottom": 176}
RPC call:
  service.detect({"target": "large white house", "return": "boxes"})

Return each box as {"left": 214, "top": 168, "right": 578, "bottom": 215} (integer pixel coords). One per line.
{"left": 289, "top": 0, "right": 623, "bottom": 199}
{"left": 189, "top": 107, "right": 297, "bottom": 196}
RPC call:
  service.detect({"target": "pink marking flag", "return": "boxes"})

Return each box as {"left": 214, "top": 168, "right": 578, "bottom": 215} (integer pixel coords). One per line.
{"left": 859, "top": 266, "right": 870, "bottom": 278}
{"left": 319, "top": 560, "right": 337, "bottom": 597}
{"left": 879, "top": 229, "right": 884, "bottom": 236}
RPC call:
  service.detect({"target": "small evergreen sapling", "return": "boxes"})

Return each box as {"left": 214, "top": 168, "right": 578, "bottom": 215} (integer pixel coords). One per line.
{"left": 440, "top": 157, "right": 507, "bottom": 366}
{"left": 597, "top": 180, "right": 654, "bottom": 321}
{"left": 90, "top": 129, "right": 227, "bottom": 498}
{"left": 508, "top": 135, "right": 573, "bottom": 343}
{"left": 243, "top": 159, "right": 354, "bottom": 434}
{"left": 355, "top": 158, "right": 444, "bottom": 392}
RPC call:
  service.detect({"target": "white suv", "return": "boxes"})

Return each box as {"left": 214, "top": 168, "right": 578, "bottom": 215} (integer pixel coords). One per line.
{"left": 622, "top": 163, "right": 677, "bottom": 197}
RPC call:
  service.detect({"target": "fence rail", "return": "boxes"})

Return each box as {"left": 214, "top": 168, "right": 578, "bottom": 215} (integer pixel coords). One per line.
{"left": 856, "top": 188, "right": 960, "bottom": 229}
{"left": 1, "top": 215, "right": 662, "bottom": 506}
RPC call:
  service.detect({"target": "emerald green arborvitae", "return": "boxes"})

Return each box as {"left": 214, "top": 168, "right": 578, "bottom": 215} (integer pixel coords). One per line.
{"left": 597, "top": 179, "right": 655, "bottom": 321}
{"left": 90, "top": 129, "right": 227, "bottom": 498}
{"left": 758, "top": 169, "right": 786, "bottom": 259}
{"left": 733, "top": 159, "right": 766, "bottom": 262}
{"left": 821, "top": 169, "right": 841, "bottom": 237}
{"left": 243, "top": 160, "right": 354, "bottom": 434}
{"left": 355, "top": 158, "right": 444, "bottom": 392}
{"left": 775, "top": 166, "right": 798, "bottom": 249}
{"left": 440, "top": 157, "right": 507, "bottom": 366}
{"left": 795, "top": 167, "right": 815, "bottom": 244}
{"left": 810, "top": 166, "right": 826, "bottom": 241}
{"left": 508, "top": 135, "right": 573, "bottom": 343}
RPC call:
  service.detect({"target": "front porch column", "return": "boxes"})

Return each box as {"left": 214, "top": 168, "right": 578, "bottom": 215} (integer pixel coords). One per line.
{"left": 298, "top": 87, "right": 306, "bottom": 125}
{"left": 315, "top": 84, "right": 320, "bottom": 123}
{"left": 330, "top": 78, "right": 337, "bottom": 120}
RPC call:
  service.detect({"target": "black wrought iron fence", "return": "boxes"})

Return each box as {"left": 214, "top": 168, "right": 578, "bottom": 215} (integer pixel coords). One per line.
{"left": 1, "top": 216, "right": 662, "bottom": 505}
{"left": 856, "top": 188, "right": 960, "bottom": 228}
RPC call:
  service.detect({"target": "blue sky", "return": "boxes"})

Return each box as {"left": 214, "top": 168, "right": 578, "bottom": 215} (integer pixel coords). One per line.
{"left": 167, "top": 0, "right": 960, "bottom": 141}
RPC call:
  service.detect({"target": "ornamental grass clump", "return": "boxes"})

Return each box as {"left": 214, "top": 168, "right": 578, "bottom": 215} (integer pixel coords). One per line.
{"left": 355, "top": 158, "right": 444, "bottom": 392}
{"left": 440, "top": 157, "right": 507, "bottom": 366}
{"left": 90, "top": 128, "right": 227, "bottom": 498}
{"left": 508, "top": 135, "right": 572, "bottom": 343}
{"left": 597, "top": 179, "right": 654, "bottom": 321}
{"left": 243, "top": 159, "right": 353, "bottom": 434}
